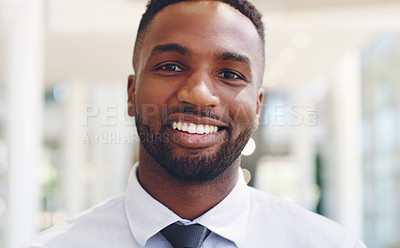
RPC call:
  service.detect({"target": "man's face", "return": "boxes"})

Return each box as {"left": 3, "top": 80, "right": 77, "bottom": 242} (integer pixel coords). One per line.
{"left": 128, "top": 1, "right": 264, "bottom": 182}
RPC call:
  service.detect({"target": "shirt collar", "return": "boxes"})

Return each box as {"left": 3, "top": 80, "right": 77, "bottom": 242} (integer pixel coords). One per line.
{"left": 124, "top": 163, "right": 181, "bottom": 246}
{"left": 124, "top": 163, "right": 250, "bottom": 247}
{"left": 194, "top": 168, "right": 250, "bottom": 247}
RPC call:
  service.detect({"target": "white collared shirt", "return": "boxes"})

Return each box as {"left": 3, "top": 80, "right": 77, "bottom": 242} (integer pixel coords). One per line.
{"left": 23, "top": 163, "right": 367, "bottom": 248}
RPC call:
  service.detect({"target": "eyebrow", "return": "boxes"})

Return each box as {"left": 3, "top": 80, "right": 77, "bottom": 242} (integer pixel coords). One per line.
{"left": 149, "top": 43, "right": 251, "bottom": 67}
{"left": 215, "top": 51, "right": 251, "bottom": 67}
{"left": 150, "top": 43, "right": 191, "bottom": 56}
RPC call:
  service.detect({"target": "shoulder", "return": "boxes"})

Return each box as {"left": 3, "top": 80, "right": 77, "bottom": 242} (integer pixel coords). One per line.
{"left": 245, "top": 187, "right": 366, "bottom": 247}
{"left": 247, "top": 186, "right": 342, "bottom": 229}
{"left": 22, "top": 194, "right": 130, "bottom": 248}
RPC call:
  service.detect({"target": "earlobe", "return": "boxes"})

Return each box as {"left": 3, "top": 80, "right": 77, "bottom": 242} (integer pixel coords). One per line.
{"left": 127, "top": 75, "right": 136, "bottom": 117}
{"left": 253, "top": 88, "right": 264, "bottom": 130}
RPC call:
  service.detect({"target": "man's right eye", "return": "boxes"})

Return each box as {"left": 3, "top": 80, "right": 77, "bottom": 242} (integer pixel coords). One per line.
{"left": 158, "top": 64, "right": 183, "bottom": 72}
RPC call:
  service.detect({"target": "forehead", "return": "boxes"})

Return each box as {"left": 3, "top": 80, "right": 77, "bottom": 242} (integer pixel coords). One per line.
{"left": 138, "top": 1, "right": 263, "bottom": 71}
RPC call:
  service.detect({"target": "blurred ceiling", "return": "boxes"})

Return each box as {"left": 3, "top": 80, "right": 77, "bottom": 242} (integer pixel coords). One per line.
{"left": 254, "top": 0, "right": 400, "bottom": 10}
{"left": 1, "top": 0, "right": 400, "bottom": 89}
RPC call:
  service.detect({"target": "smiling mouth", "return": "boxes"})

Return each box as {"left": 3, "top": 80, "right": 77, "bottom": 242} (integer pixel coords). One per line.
{"left": 171, "top": 121, "right": 220, "bottom": 134}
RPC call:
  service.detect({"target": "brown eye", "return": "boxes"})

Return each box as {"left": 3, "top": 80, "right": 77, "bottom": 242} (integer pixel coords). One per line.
{"left": 159, "top": 64, "right": 183, "bottom": 72}
{"left": 218, "top": 71, "right": 243, "bottom": 80}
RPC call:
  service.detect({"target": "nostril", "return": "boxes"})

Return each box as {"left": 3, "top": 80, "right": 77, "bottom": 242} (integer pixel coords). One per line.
{"left": 176, "top": 73, "right": 220, "bottom": 106}
{"left": 177, "top": 84, "right": 219, "bottom": 106}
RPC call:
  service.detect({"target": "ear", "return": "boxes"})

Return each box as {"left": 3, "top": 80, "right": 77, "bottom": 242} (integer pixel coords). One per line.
{"left": 127, "top": 75, "right": 136, "bottom": 117}
{"left": 253, "top": 88, "right": 264, "bottom": 130}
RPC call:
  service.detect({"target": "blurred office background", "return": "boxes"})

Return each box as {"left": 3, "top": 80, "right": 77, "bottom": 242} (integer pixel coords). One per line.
{"left": 0, "top": 0, "right": 400, "bottom": 247}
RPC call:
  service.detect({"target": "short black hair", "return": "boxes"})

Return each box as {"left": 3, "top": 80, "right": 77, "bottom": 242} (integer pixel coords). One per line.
{"left": 132, "top": 0, "right": 265, "bottom": 70}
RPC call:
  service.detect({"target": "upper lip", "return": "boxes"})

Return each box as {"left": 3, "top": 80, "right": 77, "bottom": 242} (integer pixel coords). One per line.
{"left": 167, "top": 113, "right": 228, "bottom": 128}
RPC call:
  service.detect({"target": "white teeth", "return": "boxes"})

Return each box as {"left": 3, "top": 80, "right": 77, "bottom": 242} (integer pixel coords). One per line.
{"left": 182, "top": 123, "right": 188, "bottom": 132}
{"left": 172, "top": 121, "right": 220, "bottom": 134}
{"left": 188, "top": 123, "right": 196, "bottom": 134}
{"left": 196, "top": 125, "right": 204, "bottom": 134}
{"left": 204, "top": 125, "right": 210, "bottom": 134}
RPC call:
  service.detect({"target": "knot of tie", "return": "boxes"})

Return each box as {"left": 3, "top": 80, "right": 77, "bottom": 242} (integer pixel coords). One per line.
{"left": 160, "top": 222, "right": 211, "bottom": 248}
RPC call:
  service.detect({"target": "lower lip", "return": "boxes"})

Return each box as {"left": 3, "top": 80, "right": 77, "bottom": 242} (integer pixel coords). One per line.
{"left": 167, "top": 126, "right": 226, "bottom": 148}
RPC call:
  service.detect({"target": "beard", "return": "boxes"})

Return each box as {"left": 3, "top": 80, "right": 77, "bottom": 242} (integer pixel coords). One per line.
{"left": 134, "top": 104, "right": 253, "bottom": 182}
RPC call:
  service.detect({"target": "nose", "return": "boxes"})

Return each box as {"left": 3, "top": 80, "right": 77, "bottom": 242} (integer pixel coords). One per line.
{"left": 177, "top": 72, "right": 220, "bottom": 106}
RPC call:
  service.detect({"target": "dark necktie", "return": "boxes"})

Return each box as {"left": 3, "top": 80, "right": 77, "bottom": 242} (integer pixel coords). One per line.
{"left": 160, "top": 222, "right": 211, "bottom": 248}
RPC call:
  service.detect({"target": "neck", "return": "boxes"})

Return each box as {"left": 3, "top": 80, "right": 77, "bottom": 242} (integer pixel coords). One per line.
{"left": 137, "top": 145, "right": 240, "bottom": 220}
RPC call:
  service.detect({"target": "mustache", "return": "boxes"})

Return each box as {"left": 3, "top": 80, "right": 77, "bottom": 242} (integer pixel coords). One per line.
{"left": 161, "top": 104, "right": 234, "bottom": 126}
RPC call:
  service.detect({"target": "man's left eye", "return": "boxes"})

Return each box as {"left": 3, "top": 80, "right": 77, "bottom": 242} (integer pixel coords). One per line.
{"left": 218, "top": 71, "right": 242, "bottom": 80}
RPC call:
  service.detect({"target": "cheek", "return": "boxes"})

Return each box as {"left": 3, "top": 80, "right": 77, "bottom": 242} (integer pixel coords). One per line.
{"left": 232, "top": 103, "right": 256, "bottom": 127}
{"left": 136, "top": 79, "right": 175, "bottom": 106}
{"left": 135, "top": 80, "right": 180, "bottom": 125}
{"left": 225, "top": 92, "right": 258, "bottom": 130}
{"left": 135, "top": 88, "right": 162, "bottom": 122}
